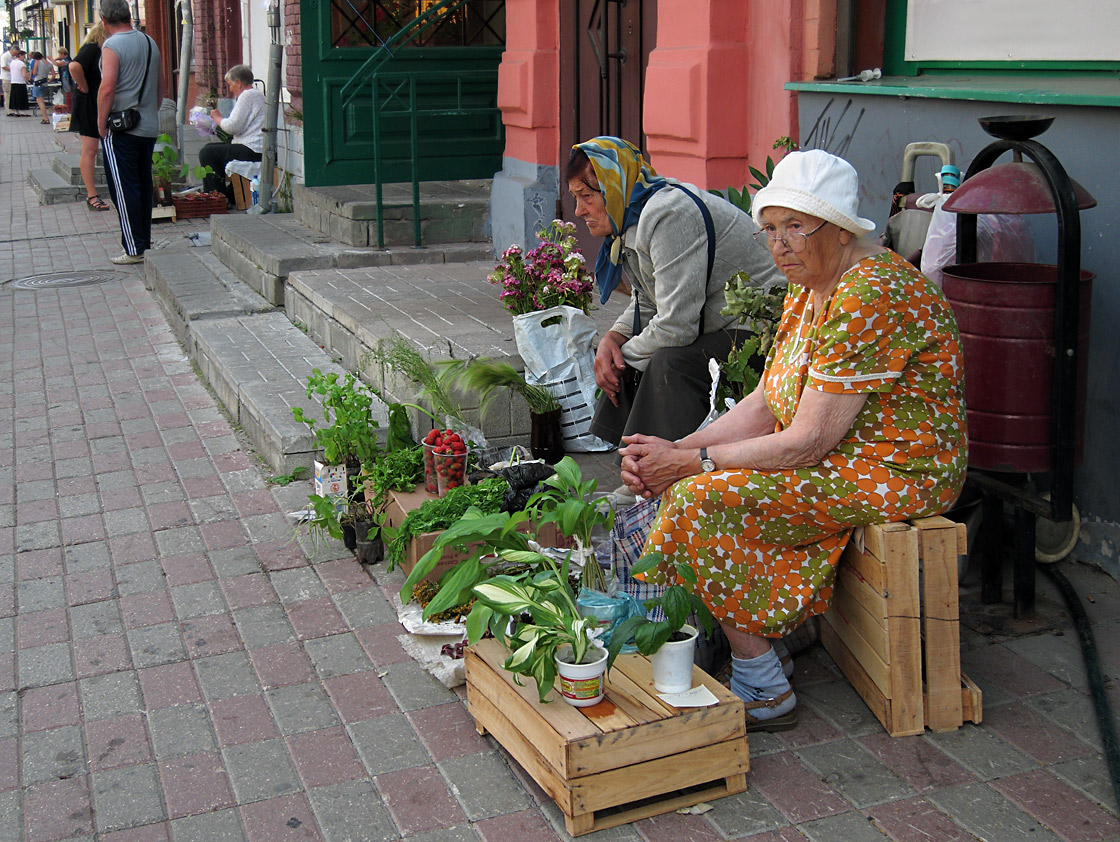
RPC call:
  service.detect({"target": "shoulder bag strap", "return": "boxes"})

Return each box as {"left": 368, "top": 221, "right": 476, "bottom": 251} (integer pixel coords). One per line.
{"left": 631, "top": 184, "right": 717, "bottom": 337}
{"left": 136, "top": 34, "right": 152, "bottom": 107}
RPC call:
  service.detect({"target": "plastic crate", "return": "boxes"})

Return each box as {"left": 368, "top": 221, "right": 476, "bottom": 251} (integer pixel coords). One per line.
{"left": 172, "top": 192, "right": 228, "bottom": 219}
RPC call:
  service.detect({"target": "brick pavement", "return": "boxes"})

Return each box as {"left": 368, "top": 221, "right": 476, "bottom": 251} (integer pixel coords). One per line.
{"left": 3, "top": 113, "right": 1120, "bottom": 841}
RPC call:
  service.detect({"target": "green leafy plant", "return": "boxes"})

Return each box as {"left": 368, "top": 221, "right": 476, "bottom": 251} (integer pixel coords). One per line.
{"left": 437, "top": 357, "right": 560, "bottom": 416}
{"left": 292, "top": 369, "right": 384, "bottom": 469}
{"left": 716, "top": 277, "right": 788, "bottom": 406}
{"left": 362, "top": 337, "right": 464, "bottom": 427}
{"left": 399, "top": 505, "right": 536, "bottom": 610}
{"left": 605, "top": 551, "right": 716, "bottom": 667}
{"left": 304, "top": 491, "right": 346, "bottom": 543}
{"left": 466, "top": 547, "right": 601, "bottom": 703}
{"left": 152, "top": 133, "right": 212, "bottom": 187}
{"left": 267, "top": 466, "right": 308, "bottom": 486}
{"left": 360, "top": 444, "right": 424, "bottom": 510}
{"left": 526, "top": 456, "right": 613, "bottom": 591}
{"left": 386, "top": 478, "right": 509, "bottom": 572}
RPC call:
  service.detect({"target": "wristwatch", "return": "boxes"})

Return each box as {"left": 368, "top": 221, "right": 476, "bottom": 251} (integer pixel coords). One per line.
{"left": 699, "top": 447, "right": 716, "bottom": 473}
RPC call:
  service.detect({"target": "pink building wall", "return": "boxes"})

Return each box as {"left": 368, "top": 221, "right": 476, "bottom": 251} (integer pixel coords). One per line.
{"left": 495, "top": 0, "right": 834, "bottom": 187}
{"left": 496, "top": 0, "right": 560, "bottom": 168}
{"left": 490, "top": 0, "right": 836, "bottom": 248}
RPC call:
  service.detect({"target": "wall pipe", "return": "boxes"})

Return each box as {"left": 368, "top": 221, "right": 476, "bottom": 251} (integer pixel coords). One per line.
{"left": 255, "top": 0, "right": 281, "bottom": 214}
{"left": 175, "top": 0, "right": 192, "bottom": 157}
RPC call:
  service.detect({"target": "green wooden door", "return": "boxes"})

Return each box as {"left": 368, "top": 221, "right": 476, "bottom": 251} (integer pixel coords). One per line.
{"left": 301, "top": 0, "right": 505, "bottom": 187}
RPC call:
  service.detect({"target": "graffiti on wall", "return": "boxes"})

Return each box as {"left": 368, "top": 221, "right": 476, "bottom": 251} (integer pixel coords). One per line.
{"left": 802, "top": 98, "right": 866, "bottom": 157}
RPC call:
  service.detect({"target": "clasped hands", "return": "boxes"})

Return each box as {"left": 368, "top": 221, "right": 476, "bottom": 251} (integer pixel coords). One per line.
{"left": 619, "top": 434, "right": 696, "bottom": 499}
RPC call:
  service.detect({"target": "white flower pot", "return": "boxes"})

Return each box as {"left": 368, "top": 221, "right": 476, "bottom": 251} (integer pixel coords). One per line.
{"left": 650, "top": 624, "right": 699, "bottom": 694}
{"left": 555, "top": 643, "right": 608, "bottom": 707}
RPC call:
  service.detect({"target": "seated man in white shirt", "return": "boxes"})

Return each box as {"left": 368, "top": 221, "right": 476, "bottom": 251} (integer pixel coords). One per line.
{"left": 199, "top": 64, "right": 265, "bottom": 204}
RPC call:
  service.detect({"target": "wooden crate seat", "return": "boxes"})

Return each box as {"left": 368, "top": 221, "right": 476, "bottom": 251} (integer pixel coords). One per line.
{"left": 821, "top": 515, "right": 982, "bottom": 737}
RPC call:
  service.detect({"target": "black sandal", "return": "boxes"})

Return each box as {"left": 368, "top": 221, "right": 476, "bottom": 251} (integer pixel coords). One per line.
{"left": 86, "top": 195, "right": 110, "bottom": 211}
{"left": 742, "top": 689, "right": 799, "bottom": 733}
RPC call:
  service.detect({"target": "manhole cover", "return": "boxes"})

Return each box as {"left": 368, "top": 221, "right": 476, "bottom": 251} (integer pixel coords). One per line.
{"left": 7, "top": 271, "right": 125, "bottom": 290}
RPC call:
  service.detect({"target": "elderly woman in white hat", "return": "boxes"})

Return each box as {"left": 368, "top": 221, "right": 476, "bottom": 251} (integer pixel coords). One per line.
{"left": 619, "top": 149, "right": 968, "bottom": 731}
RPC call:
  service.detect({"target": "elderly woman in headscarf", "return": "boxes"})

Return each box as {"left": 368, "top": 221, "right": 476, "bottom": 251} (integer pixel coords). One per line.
{"left": 566, "top": 137, "right": 782, "bottom": 449}
{"left": 620, "top": 150, "right": 967, "bottom": 731}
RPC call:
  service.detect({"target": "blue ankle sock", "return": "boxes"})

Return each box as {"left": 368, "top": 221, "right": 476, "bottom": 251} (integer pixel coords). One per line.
{"left": 730, "top": 648, "right": 796, "bottom": 719}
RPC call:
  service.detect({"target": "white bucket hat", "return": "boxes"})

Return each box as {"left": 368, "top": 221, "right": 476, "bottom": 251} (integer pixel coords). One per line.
{"left": 752, "top": 149, "right": 876, "bottom": 236}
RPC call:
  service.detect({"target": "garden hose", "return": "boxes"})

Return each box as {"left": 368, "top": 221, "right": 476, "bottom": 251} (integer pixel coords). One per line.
{"left": 1039, "top": 562, "right": 1120, "bottom": 809}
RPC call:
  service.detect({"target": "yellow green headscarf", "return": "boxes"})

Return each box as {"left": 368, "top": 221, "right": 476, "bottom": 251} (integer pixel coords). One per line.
{"left": 574, "top": 137, "right": 666, "bottom": 303}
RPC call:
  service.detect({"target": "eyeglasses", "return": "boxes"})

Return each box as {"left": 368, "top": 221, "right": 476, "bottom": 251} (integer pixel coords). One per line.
{"left": 752, "top": 220, "right": 827, "bottom": 253}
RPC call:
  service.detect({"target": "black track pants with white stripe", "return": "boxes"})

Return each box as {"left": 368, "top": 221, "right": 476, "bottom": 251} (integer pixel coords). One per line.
{"left": 101, "top": 132, "right": 157, "bottom": 257}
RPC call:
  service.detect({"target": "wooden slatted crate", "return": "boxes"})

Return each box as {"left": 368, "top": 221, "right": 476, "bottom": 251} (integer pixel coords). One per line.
{"left": 465, "top": 638, "right": 750, "bottom": 837}
{"left": 821, "top": 515, "right": 983, "bottom": 736}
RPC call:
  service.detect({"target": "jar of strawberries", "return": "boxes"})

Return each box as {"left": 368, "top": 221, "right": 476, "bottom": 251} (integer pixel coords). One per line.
{"left": 422, "top": 428, "right": 470, "bottom": 496}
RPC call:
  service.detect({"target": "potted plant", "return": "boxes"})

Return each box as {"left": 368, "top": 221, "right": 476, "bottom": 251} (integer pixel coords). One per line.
{"left": 152, "top": 133, "right": 213, "bottom": 207}
{"left": 466, "top": 547, "right": 606, "bottom": 706}
{"left": 293, "top": 369, "right": 386, "bottom": 549}
{"left": 438, "top": 357, "right": 563, "bottom": 464}
{"left": 526, "top": 456, "right": 614, "bottom": 592}
{"left": 606, "top": 551, "right": 717, "bottom": 693}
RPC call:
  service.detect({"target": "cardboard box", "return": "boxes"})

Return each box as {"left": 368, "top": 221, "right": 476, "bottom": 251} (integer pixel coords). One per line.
{"left": 384, "top": 484, "right": 571, "bottom": 583}
{"left": 314, "top": 461, "right": 348, "bottom": 512}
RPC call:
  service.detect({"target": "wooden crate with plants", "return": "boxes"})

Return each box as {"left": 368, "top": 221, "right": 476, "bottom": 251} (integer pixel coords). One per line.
{"left": 408, "top": 459, "right": 749, "bottom": 836}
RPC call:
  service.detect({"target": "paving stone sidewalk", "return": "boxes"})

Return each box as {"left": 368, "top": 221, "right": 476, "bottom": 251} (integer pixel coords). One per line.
{"left": 2, "top": 113, "right": 1120, "bottom": 842}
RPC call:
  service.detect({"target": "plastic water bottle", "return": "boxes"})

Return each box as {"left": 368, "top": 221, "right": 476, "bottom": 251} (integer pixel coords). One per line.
{"left": 249, "top": 176, "right": 260, "bottom": 207}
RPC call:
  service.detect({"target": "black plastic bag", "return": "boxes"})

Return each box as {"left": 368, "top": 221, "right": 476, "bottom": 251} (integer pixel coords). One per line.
{"left": 497, "top": 461, "right": 555, "bottom": 513}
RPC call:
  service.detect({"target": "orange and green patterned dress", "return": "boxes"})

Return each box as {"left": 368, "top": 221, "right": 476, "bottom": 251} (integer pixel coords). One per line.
{"left": 643, "top": 251, "right": 967, "bottom": 637}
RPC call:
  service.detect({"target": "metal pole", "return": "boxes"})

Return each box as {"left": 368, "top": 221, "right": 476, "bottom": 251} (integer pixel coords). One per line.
{"left": 254, "top": 0, "right": 282, "bottom": 214}
{"left": 175, "top": 0, "right": 192, "bottom": 156}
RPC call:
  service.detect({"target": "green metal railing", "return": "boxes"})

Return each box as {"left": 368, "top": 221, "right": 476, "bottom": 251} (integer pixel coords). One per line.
{"left": 370, "top": 68, "right": 500, "bottom": 247}
{"left": 339, "top": 0, "right": 470, "bottom": 109}
{"left": 336, "top": 0, "right": 500, "bottom": 248}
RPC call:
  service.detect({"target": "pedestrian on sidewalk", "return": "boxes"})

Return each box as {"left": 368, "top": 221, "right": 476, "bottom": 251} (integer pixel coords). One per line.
{"left": 1, "top": 42, "right": 14, "bottom": 115}
{"left": 28, "top": 51, "right": 53, "bottom": 124}
{"left": 7, "top": 49, "right": 29, "bottom": 116}
{"left": 70, "top": 22, "right": 111, "bottom": 211}
{"left": 97, "top": 0, "right": 162, "bottom": 264}
{"left": 53, "top": 46, "right": 73, "bottom": 110}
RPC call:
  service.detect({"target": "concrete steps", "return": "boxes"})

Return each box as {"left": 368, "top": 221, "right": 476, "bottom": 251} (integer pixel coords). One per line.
{"left": 27, "top": 168, "right": 83, "bottom": 205}
{"left": 28, "top": 152, "right": 108, "bottom": 206}
{"left": 191, "top": 311, "right": 387, "bottom": 475}
{"left": 145, "top": 179, "right": 529, "bottom": 470}
{"left": 143, "top": 241, "right": 387, "bottom": 475}
{"left": 293, "top": 180, "right": 491, "bottom": 248}
{"left": 210, "top": 213, "right": 492, "bottom": 307}
{"left": 285, "top": 262, "right": 530, "bottom": 451}
{"left": 51, "top": 152, "right": 106, "bottom": 187}
{"left": 144, "top": 247, "right": 276, "bottom": 346}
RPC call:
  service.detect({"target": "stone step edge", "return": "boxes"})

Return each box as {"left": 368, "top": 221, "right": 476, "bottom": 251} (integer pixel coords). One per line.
{"left": 188, "top": 312, "right": 387, "bottom": 476}
{"left": 27, "top": 169, "right": 83, "bottom": 205}
{"left": 284, "top": 270, "right": 528, "bottom": 451}
{"left": 145, "top": 249, "right": 274, "bottom": 332}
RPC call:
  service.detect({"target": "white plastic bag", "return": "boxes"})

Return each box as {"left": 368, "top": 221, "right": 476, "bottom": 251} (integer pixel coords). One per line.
{"left": 512, "top": 305, "right": 612, "bottom": 452}
{"left": 51, "top": 91, "right": 64, "bottom": 106}
{"left": 921, "top": 200, "right": 1036, "bottom": 287}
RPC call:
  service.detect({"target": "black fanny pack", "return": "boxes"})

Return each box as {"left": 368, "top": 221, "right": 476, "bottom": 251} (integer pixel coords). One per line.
{"left": 107, "top": 108, "right": 140, "bottom": 133}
